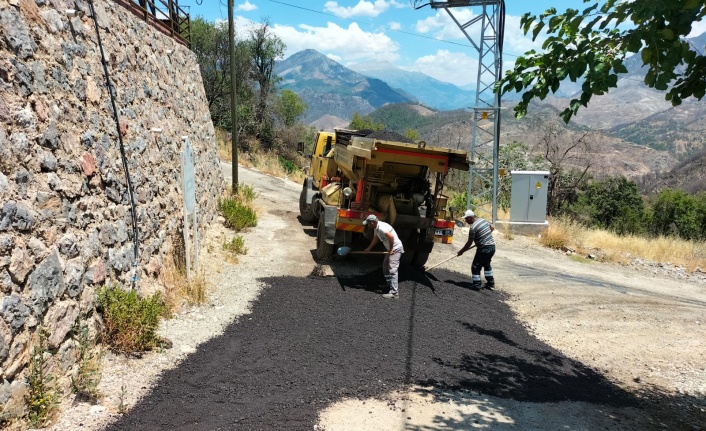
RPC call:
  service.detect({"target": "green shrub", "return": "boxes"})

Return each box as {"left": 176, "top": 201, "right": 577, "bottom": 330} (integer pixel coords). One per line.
{"left": 223, "top": 235, "right": 247, "bottom": 255}
{"left": 218, "top": 196, "right": 257, "bottom": 231}
{"left": 278, "top": 156, "right": 298, "bottom": 174}
{"left": 97, "top": 286, "right": 165, "bottom": 354}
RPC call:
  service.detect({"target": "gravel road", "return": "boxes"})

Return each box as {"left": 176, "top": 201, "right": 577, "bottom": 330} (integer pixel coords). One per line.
{"left": 42, "top": 163, "right": 706, "bottom": 431}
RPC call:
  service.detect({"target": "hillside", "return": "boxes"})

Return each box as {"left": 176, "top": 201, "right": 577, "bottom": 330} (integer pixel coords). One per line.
{"left": 276, "top": 33, "right": 706, "bottom": 180}
{"left": 275, "top": 49, "right": 413, "bottom": 123}
{"left": 310, "top": 114, "right": 348, "bottom": 131}
{"left": 610, "top": 101, "right": 706, "bottom": 156}
{"left": 639, "top": 150, "right": 706, "bottom": 194}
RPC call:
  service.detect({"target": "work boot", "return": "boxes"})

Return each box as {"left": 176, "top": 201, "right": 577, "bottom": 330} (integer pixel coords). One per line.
{"left": 471, "top": 281, "right": 482, "bottom": 290}
{"left": 484, "top": 277, "right": 495, "bottom": 290}
{"left": 382, "top": 293, "right": 399, "bottom": 299}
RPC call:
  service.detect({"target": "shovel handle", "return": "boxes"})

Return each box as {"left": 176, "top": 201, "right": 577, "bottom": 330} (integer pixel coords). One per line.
{"left": 424, "top": 245, "right": 475, "bottom": 271}
{"left": 349, "top": 251, "right": 389, "bottom": 255}
{"left": 424, "top": 255, "right": 457, "bottom": 271}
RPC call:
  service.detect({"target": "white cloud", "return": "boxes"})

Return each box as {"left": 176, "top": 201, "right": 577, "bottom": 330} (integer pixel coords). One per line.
{"left": 324, "top": 0, "right": 399, "bottom": 19}
{"left": 272, "top": 21, "right": 400, "bottom": 63}
{"left": 414, "top": 9, "right": 475, "bottom": 41}
{"left": 414, "top": 10, "right": 545, "bottom": 56}
{"left": 410, "top": 49, "right": 479, "bottom": 87}
{"left": 388, "top": 21, "right": 401, "bottom": 31}
{"left": 236, "top": 0, "right": 257, "bottom": 12}
{"left": 688, "top": 20, "right": 706, "bottom": 38}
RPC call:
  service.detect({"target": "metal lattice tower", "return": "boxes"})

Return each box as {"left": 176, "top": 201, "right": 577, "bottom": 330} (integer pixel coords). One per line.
{"left": 413, "top": 0, "right": 504, "bottom": 222}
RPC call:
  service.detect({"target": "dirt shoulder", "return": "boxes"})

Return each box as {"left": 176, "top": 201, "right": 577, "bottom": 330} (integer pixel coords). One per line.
{"left": 41, "top": 163, "right": 706, "bottom": 431}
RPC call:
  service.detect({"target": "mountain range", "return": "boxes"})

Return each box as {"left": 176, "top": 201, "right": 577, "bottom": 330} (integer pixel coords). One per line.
{"left": 274, "top": 49, "right": 414, "bottom": 124}
{"left": 347, "top": 61, "right": 477, "bottom": 111}
{"left": 274, "top": 39, "right": 706, "bottom": 191}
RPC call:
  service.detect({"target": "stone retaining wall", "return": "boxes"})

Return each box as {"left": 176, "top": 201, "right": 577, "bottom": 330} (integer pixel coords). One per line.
{"left": 0, "top": 0, "right": 224, "bottom": 419}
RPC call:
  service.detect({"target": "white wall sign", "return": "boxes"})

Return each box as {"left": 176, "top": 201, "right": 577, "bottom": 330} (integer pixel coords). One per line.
{"left": 181, "top": 137, "right": 199, "bottom": 279}
{"left": 181, "top": 138, "right": 196, "bottom": 213}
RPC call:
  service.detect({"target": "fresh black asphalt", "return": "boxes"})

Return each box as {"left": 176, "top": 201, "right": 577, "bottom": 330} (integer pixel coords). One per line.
{"left": 107, "top": 265, "right": 639, "bottom": 431}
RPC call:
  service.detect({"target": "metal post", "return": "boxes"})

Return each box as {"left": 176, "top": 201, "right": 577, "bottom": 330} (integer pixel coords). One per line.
{"left": 416, "top": 1, "right": 503, "bottom": 223}
{"left": 228, "top": 0, "right": 239, "bottom": 193}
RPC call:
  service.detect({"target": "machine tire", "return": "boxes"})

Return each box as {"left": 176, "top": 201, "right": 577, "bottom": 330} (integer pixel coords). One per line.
{"left": 316, "top": 214, "right": 334, "bottom": 261}
{"left": 299, "top": 185, "right": 316, "bottom": 223}
{"left": 312, "top": 197, "right": 324, "bottom": 220}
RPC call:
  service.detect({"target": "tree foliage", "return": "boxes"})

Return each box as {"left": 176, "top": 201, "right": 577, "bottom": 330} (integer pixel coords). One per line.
{"left": 498, "top": 141, "right": 531, "bottom": 210}
{"left": 576, "top": 176, "right": 646, "bottom": 235}
{"left": 190, "top": 17, "right": 232, "bottom": 128}
{"left": 499, "top": 0, "right": 706, "bottom": 123}
{"left": 348, "top": 112, "right": 384, "bottom": 131}
{"left": 248, "top": 20, "right": 285, "bottom": 148}
{"left": 275, "top": 89, "right": 307, "bottom": 127}
{"left": 190, "top": 18, "right": 311, "bottom": 154}
{"left": 650, "top": 189, "right": 706, "bottom": 240}
{"left": 404, "top": 128, "right": 420, "bottom": 142}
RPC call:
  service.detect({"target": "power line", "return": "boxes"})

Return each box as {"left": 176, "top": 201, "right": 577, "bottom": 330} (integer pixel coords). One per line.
{"left": 264, "top": 0, "right": 487, "bottom": 50}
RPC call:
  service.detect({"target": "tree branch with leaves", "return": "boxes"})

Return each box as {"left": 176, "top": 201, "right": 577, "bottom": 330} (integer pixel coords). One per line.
{"left": 499, "top": 0, "right": 706, "bottom": 123}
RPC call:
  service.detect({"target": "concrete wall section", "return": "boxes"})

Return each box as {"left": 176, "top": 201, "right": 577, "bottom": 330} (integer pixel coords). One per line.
{"left": 0, "top": 0, "right": 223, "bottom": 419}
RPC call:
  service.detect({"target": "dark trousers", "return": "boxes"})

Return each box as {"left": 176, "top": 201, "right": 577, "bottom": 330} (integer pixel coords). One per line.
{"left": 471, "top": 245, "right": 495, "bottom": 285}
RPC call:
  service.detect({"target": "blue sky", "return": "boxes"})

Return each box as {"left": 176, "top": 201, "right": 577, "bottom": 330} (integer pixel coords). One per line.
{"left": 175, "top": 0, "right": 706, "bottom": 88}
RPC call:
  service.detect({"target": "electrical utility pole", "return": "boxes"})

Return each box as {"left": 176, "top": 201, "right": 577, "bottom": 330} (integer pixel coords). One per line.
{"left": 413, "top": 0, "right": 504, "bottom": 223}
{"left": 228, "top": 0, "right": 239, "bottom": 193}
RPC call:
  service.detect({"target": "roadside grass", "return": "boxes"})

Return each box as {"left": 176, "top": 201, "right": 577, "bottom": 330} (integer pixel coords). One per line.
{"left": 161, "top": 233, "right": 208, "bottom": 312}
{"left": 26, "top": 325, "right": 60, "bottom": 427}
{"left": 236, "top": 183, "right": 258, "bottom": 204}
{"left": 216, "top": 129, "right": 307, "bottom": 184}
{"left": 542, "top": 217, "right": 706, "bottom": 271}
{"left": 538, "top": 217, "right": 583, "bottom": 250}
{"left": 223, "top": 235, "right": 247, "bottom": 256}
{"left": 161, "top": 256, "right": 208, "bottom": 311}
{"left": 215, "top": 183, "right": 257, "bottom": 263}
{"left": 70, "top": 316, "right": 102, "bottom": 403}
{"left": 569, "top": 254, "right": 593, "bottom": 264}
{"left": 241, "top": 151, "right": 307, "bottom": 183}
{"left": 218, "top": 190, "right": 258, "bottom": 232}
{"left": 215, "top": 128, "right": 231, "bottom": 161}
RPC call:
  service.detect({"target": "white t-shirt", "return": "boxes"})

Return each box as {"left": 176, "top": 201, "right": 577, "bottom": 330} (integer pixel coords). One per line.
{"left": 375, "top": 221, "right": 404, "bottom": 253}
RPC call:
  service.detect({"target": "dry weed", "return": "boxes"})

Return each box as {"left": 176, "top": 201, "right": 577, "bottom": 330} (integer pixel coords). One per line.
{"left": 215, "top": 131, "right": 306, "bottom": 183}
{"left": 216, "top": 128, "right": 232, "bottom": 161}
{"left": 538, "top": 217, "right": 706, "bottom": 271}
{"left": 538, "top": 220, "right": 572, "bottom": 249}
{"left": 161, "top": 233, "right": 208, "bottom": 312}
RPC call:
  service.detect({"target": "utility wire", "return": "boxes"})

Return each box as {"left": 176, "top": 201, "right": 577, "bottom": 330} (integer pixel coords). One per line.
{"left": 264, "top": 0, "right": 484, "bottom": 50}
{"left": 88, "top": 0, "right": 140, "bottom": 284}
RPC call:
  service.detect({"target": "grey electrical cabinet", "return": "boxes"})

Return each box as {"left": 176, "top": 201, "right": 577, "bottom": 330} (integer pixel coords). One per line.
{"left": 510, "top": 171, "right": 550, "bottom": 223}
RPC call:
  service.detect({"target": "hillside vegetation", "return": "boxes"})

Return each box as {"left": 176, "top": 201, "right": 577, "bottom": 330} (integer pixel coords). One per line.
{"left": 366, "top": 102, "right": 678, "bottom": 179}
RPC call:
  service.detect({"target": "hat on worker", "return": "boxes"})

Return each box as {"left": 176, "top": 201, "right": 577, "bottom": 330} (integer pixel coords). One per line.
{"left": 463, "top": 210, "right": 475, "bottom": 218}
{"left": 362, "top": 214, "right": 378, "bottom": 225}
